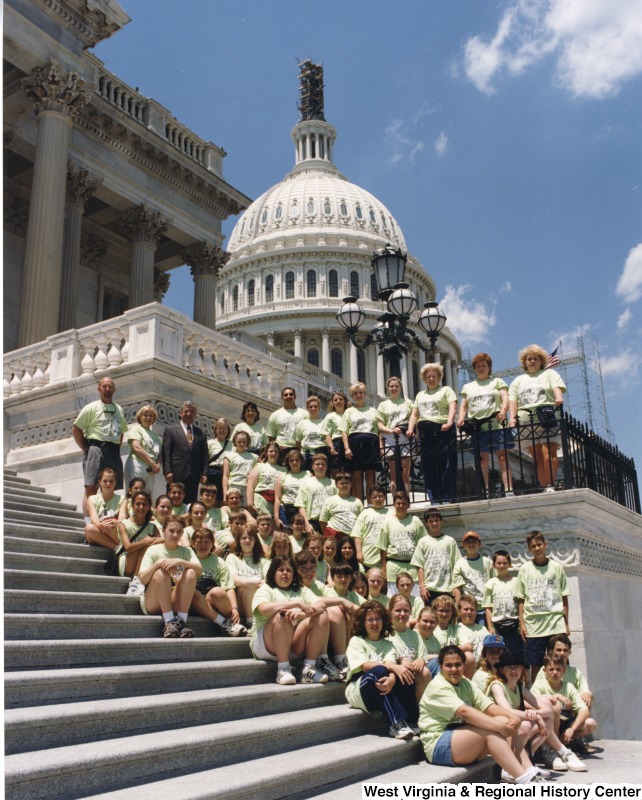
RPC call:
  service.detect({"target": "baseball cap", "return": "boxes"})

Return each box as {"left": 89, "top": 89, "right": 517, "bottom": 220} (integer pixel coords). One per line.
{"left": 462, "top": 531, "right": 481, "bottom": 542}
{"left": 482, "top": 634, "right": 506, "bottom": 649}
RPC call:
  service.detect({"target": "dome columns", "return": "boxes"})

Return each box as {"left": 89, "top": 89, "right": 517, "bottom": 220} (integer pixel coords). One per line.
{"left": 184, "top": 242, "right": 229, "bottom": 330}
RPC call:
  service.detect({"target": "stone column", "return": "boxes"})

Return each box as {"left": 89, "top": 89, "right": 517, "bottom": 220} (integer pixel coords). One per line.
{"left": 118, "top": 206, "right": 170, "bottom": 309}
{"left": 59, "top": 164, "right": 103, "bottom": 331}
{"left": 442, "top": 355, "right": 450, "bottom": 387}
{"left": 349, "top": 341, "right": 359, "bottom": 384}
{"left": 154, "top": 269, "right": 170, "bottom": 302}
{"left": 321, "top": 329, "right": 330, "bottom": 373}
{"left": 18, "top": 62, "right": 91, "bottom": 346}
{"left": 294, "top": 329, "right": 303, "bottom": 359}
{"left": 267, "top": 333, "right": 275, "bottom": 347}
{"left": 376, "top": 352, "right": 386, "bottom": 396}
{"left": 368, "top": 347, "right": 378, "bottom": 394}
{"left": 184, "top": 241, "right": 228, "bottom": 329}
{"left": 401, "top": 355, "right": 410, "bottom": 398}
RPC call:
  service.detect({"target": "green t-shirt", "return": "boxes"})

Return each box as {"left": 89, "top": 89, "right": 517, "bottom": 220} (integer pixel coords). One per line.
{"left": 376, "top": 397, "right": 413, "bottom": 430}
{"left": 376, "top": 514, "right": 427, "bottom": 583}
{"left": 207, "top": 438, "right": 233, "bottom": 466}
{"left": 280, "top": 472, "right": 307, "bottom": 506}
{"left": 126, "top": 424, "right": 161, "bottom": 463}
{"left": 460, "top": 378, "right": 508, "bottom": 429}
{"left": 226, "top": 553, "right": 267, "bottom": 580}
{"left": 265, "top": 407, "right": 309, "bottom": 448}
{"left": 418, "top": 631, "right": 441, "bottom": 658}
{"left": 452, "top": 556, "right": 494, "bottom": 605}
{"left": 345, "top": 636, "right": 398, "bottom": 711}
{"left": 388, "top": 627, "right": 426, "bottom": 661}
{"left": 294, "top": 418, "right": 326, "bottom": 452}
{"left": 410, "top": 533, "right": 459, "bottom": 592}
{"left": 295, "top": 475, "right": 337, "bottom": 521}
{"left": 224, "top": 451, "right": 258, "bottom": 487}
{"left": 508, "top": 369, "right": 566, "bottom": 421}
{"left": 215, "top": 529, "right": 234, "bottom": 549}
{"left": 320, "top": 495, "right": 363, "bottom": 534}
{"left": 204, "top": 507, "right": 228, "bottom": 533}
{"left": 338, "top": 405, "right": 378, "bottom": 436}
{"left": 139, "top": 543, "right": 200, "bottom": 575}
{"left": 482, "top": 576, "right": 519, "bottom": 622}
{"left": 352, "top": 506, "right": 390, "bottom": 568}
{"left": 197, "top": 553, "right": 234, "bottom": 591}
{"left": 74, "top": 400, "right": 127, "bottom": 443}
{"left": 419, "top": 673, "right": 492, "bottom": 762}
{"left": 471, "top": 668, "right": 495, "bottom": 695}
{"left": 89, "top": 492, "right": 122, "bottom": 520}
{"left": 514, "top": 558, "right": 570, "bottom": 637}
{"left": 412, "top": 386, "right": 457, "bottom": 423}
{"left": 231, "top": 422, "right": 266, "bottom": 452}
{"left": 531, "top": 667, "right": 589, "bottom": 699}
{"left": 433, "top": 624, "right": 461, "bottom": 649}
{"left": 250, "top": 584, "right": 318, "bottom": 646}
{"left": 457, "top": 622, "right": 490, "bottom": 659}
{"left": 322, "top": 584, "right": 363, "bottom": 607}
{"left": 320, "top": 411, "right": 344, "bottom": 440}
{"left": 531, "top": 676, "right": 587, "bottom": 714}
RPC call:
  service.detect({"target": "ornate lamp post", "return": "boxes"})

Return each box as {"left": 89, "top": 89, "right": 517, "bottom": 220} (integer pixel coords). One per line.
{"left": 337, "top": 244, "right": 447, "bottom": 379}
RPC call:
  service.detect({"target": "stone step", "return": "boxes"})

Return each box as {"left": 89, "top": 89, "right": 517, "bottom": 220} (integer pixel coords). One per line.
{"left": 287, "top": 758, "right": 495, "bottom": 800}
{"left": 4, "top": 656, "right": 271, "bottom": 710}
{"left": 4, "top": 511, "right": 86, "bottom": 531}
{"left": 5, "top": 706, "right": 379, "bottom": 800}
{"left": 5, "top": 486, "right": 75, "bottom": 508}
{"left": 4, "top": 636, "right": 252, "bottom": 671}
{"left": 4, "top": 551, "right": 108, "bottom": 575}
{"left": 4, "top": 589, "right": 143, "bottom": 615}
{"left": 70, "top": 731, "right": 423, "bottom": 800}
{"left": 4, "top": 522, "right": 86, "bottom": 543}
{"left": 5, "top": 613, "right": 226, "bottom": 640}
{"left": 3, "top": 473, "right": 35, "bottom": 486}
{"left": 4, "top": 500, "right": 84, "bottom": 521}
{"left": 4, "top": 535, "right": 103, "bottom": 560}
{"left": 4, "top": 569, "right": 128, "bottom": 594}
{"left": 6, "top": 679, "right": 343, "bottom": 752}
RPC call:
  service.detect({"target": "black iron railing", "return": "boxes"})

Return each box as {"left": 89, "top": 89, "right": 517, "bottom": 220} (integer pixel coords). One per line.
{"left": 360, "top": 409, "right": 640, "bottom": 514}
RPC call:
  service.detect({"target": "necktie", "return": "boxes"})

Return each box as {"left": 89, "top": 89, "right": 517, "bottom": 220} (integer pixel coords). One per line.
{"left": 186, "top": 424, "right": 193, "bottom": 445}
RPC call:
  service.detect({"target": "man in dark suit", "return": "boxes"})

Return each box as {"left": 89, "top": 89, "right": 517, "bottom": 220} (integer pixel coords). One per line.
{"left": 162, "top": 401, "right": 208, "bottom": 504}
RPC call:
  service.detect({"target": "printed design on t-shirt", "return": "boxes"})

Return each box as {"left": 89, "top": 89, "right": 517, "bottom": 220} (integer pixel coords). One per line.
{"left": 101, "top": 407, "right": 122, "bottom": 441}
{"left": 519, "top": 381, "right": 546, "bottom": 408}
{"left": 527, "top": 576, "right": 562, "bottom": 613}
{"left": 425, "top": 550, "right": 451, "bottom": 585}
{"left": 493, "top": 584, "right": 517, "bottom": 618}
{"left": 464, "top": 569, "right": 486, "bottom": 597}
{"left": 418, "top": 398, "right": 439, "bottom": 418}
{"left": 389, "top": 530, "right": 418, "bottom": 562}
{"left": 468, "top": 389, "right": 495, "bottom": 415}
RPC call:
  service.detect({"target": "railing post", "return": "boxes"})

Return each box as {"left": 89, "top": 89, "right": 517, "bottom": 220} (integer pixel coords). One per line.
{"left": 559, "top": 410, "right": 574, "bottom": 489}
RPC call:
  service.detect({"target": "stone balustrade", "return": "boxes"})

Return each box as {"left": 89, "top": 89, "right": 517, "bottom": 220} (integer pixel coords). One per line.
{"left": 3, "top": 303, "right": 353, "bottom": 405}
{"left": 89, "top": 55, "right": 223, "bottom": 176}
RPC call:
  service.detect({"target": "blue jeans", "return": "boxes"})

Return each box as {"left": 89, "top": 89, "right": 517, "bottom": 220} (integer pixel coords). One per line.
{"left": 358, "top": 664, "right": 419, "bottom": 725}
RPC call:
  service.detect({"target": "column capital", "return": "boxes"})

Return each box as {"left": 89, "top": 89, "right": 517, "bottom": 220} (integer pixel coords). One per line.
{"left": 66, "top": 164, "right": 102, "bottom": 207}
{"left": 118, "top": 205, "right": 170, "bottom": 245}
{"left": 183, "top": 241, "right": 229, "bottom": 278}
{"left": 80, "top": 232, "right": 108, "bottom": 268}
{"left": 154, "top": 268, "right": 171, "bottom": 301}
{"left": 22, "top": 61, "right": 91, "bottom": 118}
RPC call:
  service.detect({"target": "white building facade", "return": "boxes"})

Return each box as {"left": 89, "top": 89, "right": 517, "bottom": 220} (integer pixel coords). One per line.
{"left": 215, "top": 65, "right": 461, "bottom": 400}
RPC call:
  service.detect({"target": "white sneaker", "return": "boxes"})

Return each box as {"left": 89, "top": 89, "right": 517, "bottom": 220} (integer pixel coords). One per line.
{"left": 127, "top": 577, "right": 144, "bottom": 596}
{"left": 505, "top": 491, "right": 515, "bottom": 498}
{"left": 301, "top": 664, "right": 328, "bottom": 684}
{"left": 542, "top": 747, "right": 568, "bottom": 771}
{"left": 562, "top": 750, "right": 588, "bottom": 772}
{"left": 316, "top": 656, "right": 344, "bottom": 681}
{"left": 221, "top": 618, "right": 248, "bottom": 637}
{"left": 276, "top": 668, "right": 296, "bottom": 685}
{"left": 535, "top": 767, "right": 551, "bottom": 778}
{"left": 543, "top": 486, "right": 556, "bottom": 494}
{"left": 389, "top": 721, "right": 414, "bottom": 739}
{"left": 334, "top": 656, "right": 349, "bottom": 679}
{"left": 500, "top": 770, "right": 515, "bottom": 783}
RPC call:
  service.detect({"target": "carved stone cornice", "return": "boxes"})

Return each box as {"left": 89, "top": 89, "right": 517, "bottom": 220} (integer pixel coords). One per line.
{"left": 38, "top": 0, "right": 129, "bottom": 48}
{"left": 3, "top": 192, "right": 30, "bottom": 236}
{"left": 154, "top": 269, "right": 171, "bottom": 301}
{"left": 66, "top": 164, "right": 103, "bottom": 207}
{"left": 22, "top": 61, "right": 91, "bottom": 119}
{"left": 117, "top": 205, "right": 170, "bottom": 245}
{"left": 183, "top": 242, "right": 229, "bottom": 278}
{"left": 79, "top": 231, "right": 108, "bottom": 268}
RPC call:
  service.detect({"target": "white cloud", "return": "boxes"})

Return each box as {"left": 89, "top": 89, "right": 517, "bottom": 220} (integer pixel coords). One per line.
{"left": 439, "top": 284, "right": 497, "bottom": 344}
{"left": 434, "top": 132, "right": 448, "bottom": 156}
{"left": 463, "top": 0, "right": 642, "bottom": 99}
{"left": 546, "top": 323, "right": 591, "bottom": 353}
{"left": 616, "top": 243, "right": 642, "bottom": 303}
{"left": 385, "top": 119, "right": 425, "bottom": 165}
{"left": 499, "top": 281, "right": 513, "bottom": 294}
{"left": 601, "top": 349, "right": 636, "bottom": 378}
{"left": 617, "top": 308, "right": 633, "bottom": 330}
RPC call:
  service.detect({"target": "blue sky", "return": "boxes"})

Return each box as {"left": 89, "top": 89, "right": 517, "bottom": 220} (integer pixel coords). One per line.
{"left": 94, "top": 0, "right": 642, "bottom": 477}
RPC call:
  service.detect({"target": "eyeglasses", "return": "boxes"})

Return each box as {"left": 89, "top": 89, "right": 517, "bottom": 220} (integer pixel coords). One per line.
{"left": 364, "top": 616, "right": 383, "bottom": 624}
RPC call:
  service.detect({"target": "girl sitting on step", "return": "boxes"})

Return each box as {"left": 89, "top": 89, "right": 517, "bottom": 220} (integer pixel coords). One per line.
{"left": 85, "top": 467, "right": 121, "bottom": 550}
{"left": 139, "top": 517, "right": 202, "bottom": 638}
{"left": 117, "top": 490, "right": 159, "bottom": 583}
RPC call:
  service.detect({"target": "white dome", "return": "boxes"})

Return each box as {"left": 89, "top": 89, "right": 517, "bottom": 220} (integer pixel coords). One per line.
{"left": 227, "top": 120, "right": 406, "bottom": 256}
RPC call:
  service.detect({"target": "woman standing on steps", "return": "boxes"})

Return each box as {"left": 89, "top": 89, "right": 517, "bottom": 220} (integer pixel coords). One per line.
{"left": 139, "top": 517, "right": 201, "bottom": 638}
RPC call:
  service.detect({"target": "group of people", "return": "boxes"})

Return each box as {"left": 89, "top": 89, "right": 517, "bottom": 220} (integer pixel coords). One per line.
{"left": 71, "top": 348, "right": 588, "bottom": 783}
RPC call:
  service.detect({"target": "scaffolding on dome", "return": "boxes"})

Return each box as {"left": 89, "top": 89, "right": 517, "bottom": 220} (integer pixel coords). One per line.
{"left": 297, "top": 59, "right": 325, "bottom": 121}
{"left": 459, "top": 333, "right": 615, "bottom": 444}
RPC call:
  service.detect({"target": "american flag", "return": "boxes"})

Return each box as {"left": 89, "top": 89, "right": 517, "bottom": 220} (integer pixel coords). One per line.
{"left": 547, "top": 344, "right": 561, "bottom": 368}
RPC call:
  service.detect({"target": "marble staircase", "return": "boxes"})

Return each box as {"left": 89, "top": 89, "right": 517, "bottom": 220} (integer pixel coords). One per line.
{"left": 3, "top": 468, "right": 493, "bottom": 799}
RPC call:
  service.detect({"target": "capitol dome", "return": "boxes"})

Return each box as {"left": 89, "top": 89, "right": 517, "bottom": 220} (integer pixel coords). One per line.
{"left": 216, "top": 62, "right": 460, "bottom": 399}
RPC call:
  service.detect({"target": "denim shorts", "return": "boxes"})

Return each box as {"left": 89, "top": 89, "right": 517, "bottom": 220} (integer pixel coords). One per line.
{"left": 526, "top": 634, "right": 554, "bottom": 666}
{"left": 431, "top": 728, "right": 456, "bottom": 766}
{"left": 427, "top": 657, "right": 440, "bottom": 678}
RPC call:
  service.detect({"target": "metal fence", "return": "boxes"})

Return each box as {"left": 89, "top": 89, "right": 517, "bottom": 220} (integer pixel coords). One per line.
{"left": 359, "top": 408, "right": 640, "bottom": 514}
